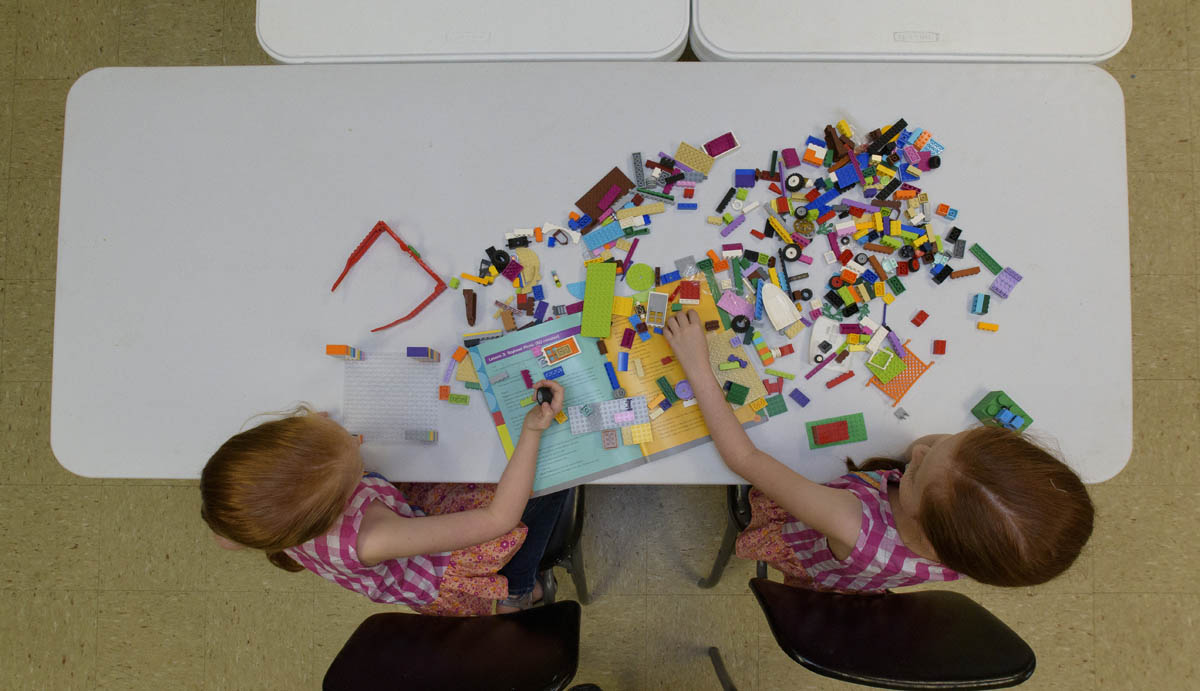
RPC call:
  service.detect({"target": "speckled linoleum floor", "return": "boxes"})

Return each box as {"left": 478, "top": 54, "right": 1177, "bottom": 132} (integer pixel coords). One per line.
{"left": 0, "top": 1, "right": 1197, "bottom": 689}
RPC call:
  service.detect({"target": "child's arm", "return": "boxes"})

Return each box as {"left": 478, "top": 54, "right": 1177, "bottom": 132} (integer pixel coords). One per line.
{"left": 356, "top": 380, "right": 563, "bottom": 565}
{"left": 663, "top": 310, "right": 862, "bottom": 548}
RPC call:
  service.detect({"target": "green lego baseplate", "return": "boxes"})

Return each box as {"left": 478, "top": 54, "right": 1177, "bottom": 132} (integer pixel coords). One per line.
{"left": 970, "top": 390, "right": 1033, "bottom": 432}
{"left": 805, "top": 413, "right": 868, "bottom": 450}
{"left": 580, "top": 261, "right": 617, "bottom": 337}
{"left": 763, "top": 394, "right": 788, "bottom": 417}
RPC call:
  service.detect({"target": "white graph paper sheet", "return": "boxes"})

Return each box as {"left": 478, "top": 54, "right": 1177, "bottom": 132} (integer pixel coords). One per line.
{"left": 567, "top": 395, "right": 649, "bottom": 435}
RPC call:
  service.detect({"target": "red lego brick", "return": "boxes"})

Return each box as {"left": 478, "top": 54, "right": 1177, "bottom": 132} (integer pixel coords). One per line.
{"left": 683, "top": 188, "right": 695, "bottom": 199}
{"left": 911, "top": 310, "right": 929, "bottom": 327}
{"left": 933, "top": 339, "right": 947, "bottom": 355}
{"left": 813, "top": 421, "right": 850, "bottom": 446}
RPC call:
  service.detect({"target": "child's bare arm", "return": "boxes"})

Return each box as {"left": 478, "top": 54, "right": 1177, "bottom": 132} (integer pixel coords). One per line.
{"left": 663, "top": 310, "right": 861, "bottom": 546}
{"left": 357, "top": 381, "right": 563, "bottom": 565}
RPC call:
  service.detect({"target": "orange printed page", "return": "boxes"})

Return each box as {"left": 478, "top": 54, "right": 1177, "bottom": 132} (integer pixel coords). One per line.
{"left": 600, "top": 277, "right": 768, "bottom": 460}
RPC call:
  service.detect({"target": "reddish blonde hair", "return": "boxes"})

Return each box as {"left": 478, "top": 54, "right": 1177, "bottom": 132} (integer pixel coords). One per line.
{"left": 851, "top": 426, "right": 1094, "bottom": 587}
{"left": 200, "top": 410, "right": 355, "bottom": 572}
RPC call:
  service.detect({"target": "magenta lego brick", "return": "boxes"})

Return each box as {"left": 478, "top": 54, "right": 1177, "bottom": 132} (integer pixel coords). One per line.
{"left": 565, "top": 301, "right": 584, "bottom": 315}
{"left": 500, "top": 259, "right": 524, "bottom": 280}
{"left": 797, "top": 253, "right": 814, "bottom": 265}
{"left": 804, "top": 352, "right": 837, "bottom": 380}
{"left": 722, "top": 243, "right": 743, "bottom": 253}
{"left": 621, "top": 328, "right": 635, "bottom": 348}
{"left": 781, "top": 147, "right": 801, "bottom": 168}
{"left": 827, "top": 234, "right": 839, "bottom": 252}
{"left": 621, "top": 238, "right": 640, "bottom": 276}
{"left": 839, "top": 324, "right": 864, "bottom": 334}
{"left": 598, "top": 184, "right": 622, "bottom": 210}
{"left": 720, "top": 214, "right": 746, "bottom": 237}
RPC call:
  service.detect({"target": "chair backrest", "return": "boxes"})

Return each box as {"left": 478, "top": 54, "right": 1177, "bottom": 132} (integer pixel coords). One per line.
{"left": 539, "top": 486, "right": 583, "bottom": 569}
{"left": 323, "top": 600, "right": 581, "bottom": 691}
{"left": 749, "top": 578, "right": 1035, "bottom": 690}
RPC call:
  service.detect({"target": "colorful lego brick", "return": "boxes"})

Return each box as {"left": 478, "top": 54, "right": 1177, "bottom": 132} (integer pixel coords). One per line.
{"left": 969, "top": 243, "right": 1003, "bottom": 275}
{"left": 580, "top": 261, "right": 617, "bottom": 337}
{"left": 734, "top": 169, "right": 757, "bottom": 187}
{"left": 764, "top": 394, "right": 789, "bottom": 417}
{"left": 989, "top": 267, "right": 1023, "bottom": 298}
{"left": 977, "top": 322, "right": 999, "bottom": 332}
{"left": 724, "top": 382, "right": 750, "bottom": 406}
{"left": 405, "top": 346, "right": 440, "bottom": 362}
{"left": 971, "top": 390, "right": 1033, "bottom": 432}
{"left": 446, "top": 393, "right": 471, "bottom": 405}
{"left": 788, "top": 389, "right": 811, "bottom": 408}
{"left": 805, "top": 413, "right": 867, "bottom": 449}
{"left": 826, "top": 370, "right": 855, "bottom": 388}
{"left": 970, "top": 294, "right": 991, "bottom": 315}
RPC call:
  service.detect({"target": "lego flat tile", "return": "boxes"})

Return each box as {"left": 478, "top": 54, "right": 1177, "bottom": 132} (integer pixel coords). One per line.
{"left": 805, "top": 412, "right": 867, "bottom": 449}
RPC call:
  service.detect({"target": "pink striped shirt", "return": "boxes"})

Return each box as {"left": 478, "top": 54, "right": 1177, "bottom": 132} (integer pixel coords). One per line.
{"left": 781, "top": 470, "right": 959, "bottom": 593}
{"left": 285, "top": 475, "right": 451, "bottom": 606}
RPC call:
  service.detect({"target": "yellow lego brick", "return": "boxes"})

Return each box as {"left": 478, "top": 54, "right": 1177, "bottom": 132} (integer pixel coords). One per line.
{"left": 873, "top": 212, "right": 883, "bottom": 231}
{"left": 624, "top": 422, "right": 653, "bottom": 444}
{"left": 554, "top": 411, "right": 568, "bottom": 424}
{"left": 907, "top": 166, "right": 921, "bottom": 178}
{"left": 914, "top": 234, "right": 929, "bottom": 246}
{"left": 874, "top": 281, "right": 886, "bottom": 296}
{"left": 876, "top": 164, "right": 896, "bottom": 178}
{"left": 836, "top": 119, "right": 854, "bottom": 138}
{"left": 766, "top": 215, "right": 792, "bottom": 243}
{"left": 847, "top": 344, "right": 867, "bottom": 352}
{"left": 977, "top": 322, "right": 1000, "bottom": 332}
{"left": 615, "top": 202, "right": 665, "bottom": 220}
{"left": 847, "top": 334, "right": 861, "bottom": 344}
{"left": 853, "top": 226, "right": 872, "bottom": 240}
{"left": 707, "top": 216, "right": 724, "bottom": 225}
{"left": 882, "top": 293, "right": 895, "bottom": 305}
{"left": 612, "top": 295, "right": 634, "bottom": 317}
{"left": 749, "top": 397, "right": 768, "bottom": 412}
{"left": 768, "top": 267, "right": 781, "bottom": 288}
{"left": 674, "top": 141, "right": 716, "bottom": 176}
{"left": 734, "top": 405, "right": 760, "bottom": 424}
{"left": 890, "top": 220, "right": 901, "bottom": 236}
{"left": 647, "top": 393, "right": 666, "bottom": 409}
{"left": 856, "top": 220, "right": 875, "bottom": 231}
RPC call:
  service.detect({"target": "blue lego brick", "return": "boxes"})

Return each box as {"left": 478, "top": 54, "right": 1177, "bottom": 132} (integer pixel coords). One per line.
{"left": 861, "top": 269, "right": 879, "bottom": 283}
{"left": 734, "top": 169, "right": 757, "bottom": 187}
{"left": 659, "top": 270, "right": 681, "bottom": 284}
{"left": 531, "top": 285, "right": 544, "bottom": 301}
{"left": 583, "top": 220, "right": 624, "bottom": 251}
{"left": 995, "top": 408, "right": 1015, "bottom": 425}
{"left": 543, "top": 366, "right": 565, "bottom": 380}
{"left": 677, "top": 202, "right": 698, "bottom": 210}
{"left": 604, "top": 361, "right": 620, "bottom": 389}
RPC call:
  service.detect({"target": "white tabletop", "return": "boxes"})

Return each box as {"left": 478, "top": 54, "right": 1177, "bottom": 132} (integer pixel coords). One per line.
{"left": 691, "top": 0, "right": 1131, "bottom": 63}
{"left": 256, "top": 0, "right": 689, "bottom": 63}
{"left": 54, "top": 63, "right": 1130, "bottom": 485}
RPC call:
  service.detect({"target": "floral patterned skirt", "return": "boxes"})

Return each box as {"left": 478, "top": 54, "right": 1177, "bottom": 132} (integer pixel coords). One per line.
{"left": 394, "top": 482, "right": 527, "bottom": 616}
{"left": 734, "top": 488, "right": 820, "bottom": 589}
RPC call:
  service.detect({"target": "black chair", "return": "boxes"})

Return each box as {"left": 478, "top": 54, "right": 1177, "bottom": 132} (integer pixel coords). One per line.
{"left": 698, "top": 485, "right": 765, "bottom": 587}
{"left": 539, "top": 485, "right": 591, "bottom": 604}
{"left": 323, "top": 601, "right": 582, "bottom": 691}
{"left": 745, "top": 577, "right": 1036, "bottom": 689}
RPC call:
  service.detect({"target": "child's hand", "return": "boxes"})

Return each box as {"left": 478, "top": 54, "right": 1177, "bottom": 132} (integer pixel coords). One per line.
{"left": 664, "top": 309, "right": 710, "bottom": 375}
{"left": 523, "top": 380, "right": 564, "bottom": 432}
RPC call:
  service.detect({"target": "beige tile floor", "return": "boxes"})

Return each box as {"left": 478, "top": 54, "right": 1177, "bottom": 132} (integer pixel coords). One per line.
{"left": 1, "top": 1, "right": 1197, "bottom": 689}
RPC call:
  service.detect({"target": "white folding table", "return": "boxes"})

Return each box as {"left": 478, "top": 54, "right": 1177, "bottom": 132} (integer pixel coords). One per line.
{"left": 54, "top": 63, "right": 1130, "bottom": 485}
{"left": 690, "top": 0, "right": 1131, "bottom": 62}
{"left": 256, "top": 0, "right": 690, "bottom": 63}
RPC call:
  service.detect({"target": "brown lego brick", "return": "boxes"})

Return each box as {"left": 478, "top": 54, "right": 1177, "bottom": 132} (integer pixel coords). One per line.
{"left": 575, "top": 167, "right": 635, "bottom": 233}
{"left": 863, "top": 243, "right": 895, "bottom": 254}
{"left": 950, "top": 266, "right": 982, "bottom": 279}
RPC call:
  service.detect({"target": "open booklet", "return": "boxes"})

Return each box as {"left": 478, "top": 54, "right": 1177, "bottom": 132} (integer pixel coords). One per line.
{"left": 470, "top": 276, "right": 766, "bottom": 496}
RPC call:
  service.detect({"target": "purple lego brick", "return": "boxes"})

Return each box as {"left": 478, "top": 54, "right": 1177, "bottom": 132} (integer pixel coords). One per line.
{"left": 989, "top": 267, "right": 1023, "bottom": 298}
{"left": 789, "top": 389, "right": 811, "bottom": 407}
{"left": 886, "top": 331, "right": 907, "bottom": 358}
{"left": 841, "top": 198, "right": 878, "bottom": 213}
{"left": 720, "top": 214, "right": 746, "bottom": 237}
{"left": 734, "top": 169, "right": 757, "bottom": 187}
{"left": 533, "top": 301, "right": 549, "bottom": 321}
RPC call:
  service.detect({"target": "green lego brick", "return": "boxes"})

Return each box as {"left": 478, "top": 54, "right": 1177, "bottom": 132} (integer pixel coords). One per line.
{"left": 448, "top": 277, "right": 460, "bottom": 289}
{"left": 718, "top": 361, "right": 741, "bottom": 371}
{"left": 447, "top": 393, "right": 471, "bottom": 405}
{"left": 763, "top": 368, "right": 795, "bottom": 380}
{"left": 735, "top": 188, "right": 749, "bottom": 201}
{"left": 865, "top": 347, "right": 907, "bottom": 385}
{"left": 837, "top": 286, "right": 856, "bottom": 305}
{"left": 636, "top": 187, "right": 674, "bottom": 202}
{"left": 879, "top": 236, "right": 902, "bottom": 249}
{"left": 623, "top": 227, "right": 650, "bottom": 237}
{"left": 725, "top": 382, "right": 750, "bottom": 406}
{"left": 671, "top": 302, "right": 682, "bottom": 311}
{"left": 886, "top": 276, "right": 906, "bottom": 295}
{"left": 970, "top": 390, "right": 1033, "bottom": 432}
{"left": 656, "top": 376, "right": 679, "bottom": 404}
{"left": 464, "top": 381, "right": 482, "bottom": 390}
{"left": 764, "top": 394, "right": 788, "bottom": 417}
{"left": 732, "top": 258, "right": 745, "bottom": 295}
{"left": 969, "top": 243, "right": 1003, "bottom": 275}
{"left": 805, "top": 413, "right": 868, "bottom": 450}
{"left": 580, "top": 261, "right": 617, "bottom": 337}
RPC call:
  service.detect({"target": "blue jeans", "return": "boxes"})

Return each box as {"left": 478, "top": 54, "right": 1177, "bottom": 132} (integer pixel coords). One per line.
{"left": 499, "top": 490, "right": 569, "bottom": 597}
